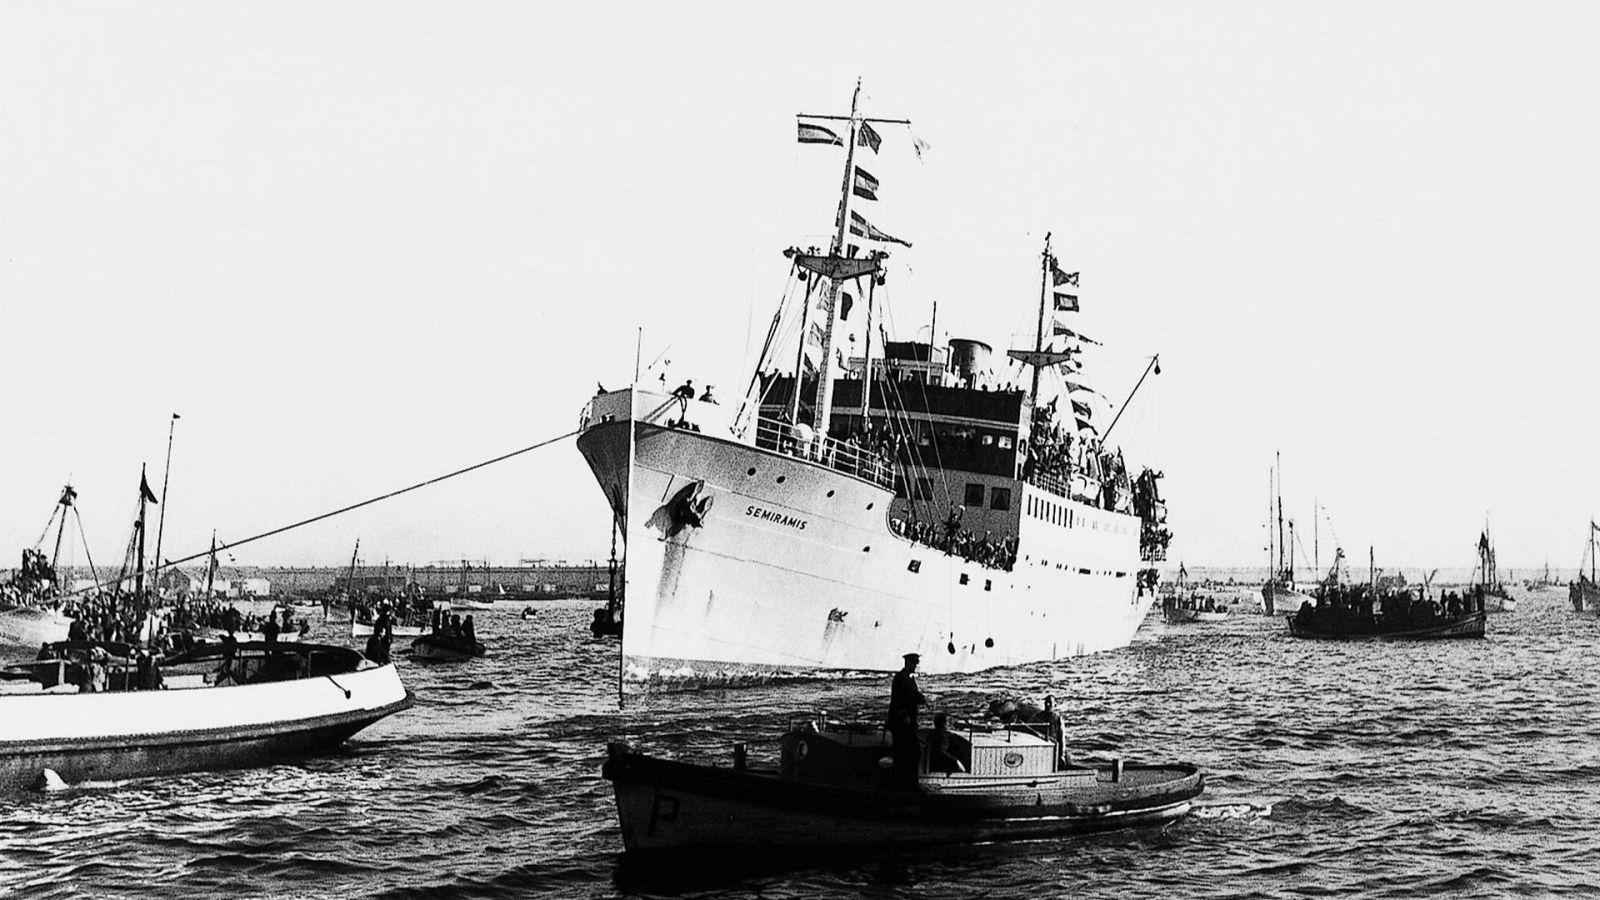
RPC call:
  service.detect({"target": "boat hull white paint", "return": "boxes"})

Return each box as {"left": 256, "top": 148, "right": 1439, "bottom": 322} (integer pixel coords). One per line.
{"left": 0, "top": 663, "right": 412, "bottom": 792}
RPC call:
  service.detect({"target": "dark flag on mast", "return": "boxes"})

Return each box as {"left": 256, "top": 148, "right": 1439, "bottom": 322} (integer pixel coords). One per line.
{"left": 857, "top": 120, "right": 882, "bottom": 153}
{"left": 1049, "top": 257, "right": 1079, "bottom": 288}
{"left": 139, "top": 472, "right": 159, "bottom": 504}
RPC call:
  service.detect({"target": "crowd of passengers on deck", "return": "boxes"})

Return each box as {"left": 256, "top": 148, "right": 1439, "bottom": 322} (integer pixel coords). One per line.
{"left": 889, "top": 508, "right": 1019, "bottom": 572}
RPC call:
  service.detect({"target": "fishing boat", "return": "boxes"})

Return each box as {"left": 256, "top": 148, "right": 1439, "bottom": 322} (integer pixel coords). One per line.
{"left": 1259, "top": 455, "right": 1313, "bottom": 615}
{"left": 1471, "top": 524, "right": 1516, "bottom": 613}
{"left": 1287, "top": 549, "right": 1486, "bottom": 640}
{"left": 601, "top": 715, "right": 1203, "bottom": 853}
{"left": 1, "top": 486, "right": 88, "bottom": 658}
{"left": 0, "top": 640, "right": 413, "bottom": 793}
{"left": 1571, "top": 521, "right": 1600, "bottom": 614}
{"left": 576, "top": 85, "right": 1171, "bottom": 688}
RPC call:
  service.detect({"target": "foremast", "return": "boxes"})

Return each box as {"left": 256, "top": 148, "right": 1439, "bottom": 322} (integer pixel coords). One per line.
{"left": 795, "top": 80, "right": 909, "bottom": 445}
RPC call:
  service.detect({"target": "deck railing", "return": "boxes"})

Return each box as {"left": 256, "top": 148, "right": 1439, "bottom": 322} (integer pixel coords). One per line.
{"left": 752, "top": 416, "right": 895, "bottom": 490}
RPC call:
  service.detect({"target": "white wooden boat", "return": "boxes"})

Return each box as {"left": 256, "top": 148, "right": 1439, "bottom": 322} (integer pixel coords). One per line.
{"left": 0, "top": 641, "right": 412, "bottom": 793}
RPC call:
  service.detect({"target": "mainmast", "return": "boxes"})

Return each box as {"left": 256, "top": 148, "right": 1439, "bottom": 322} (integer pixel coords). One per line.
{"left": 1029, "top": 234, "right": 1053, "bottom": 410}
{"left": 1274, "top": 451, "right": 1285, "bottom": 579}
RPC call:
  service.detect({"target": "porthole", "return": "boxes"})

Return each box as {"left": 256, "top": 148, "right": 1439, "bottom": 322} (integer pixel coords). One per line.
{"left": 866, "top": 502, "right": 874, "bottom": 510}
{"left": 863, "top": 546, "right": 871, "bottom": 553}
{"left": 826, "top": 489, "right": 835, "bottom": 497}
{"left": 776, "top": 475, "right": 786, "bottom": 484}
{"left": 984, "top": 637, "right": 994, "bottom": 648}
{"left": 946, "top": 641, "right": 956, "bottom": 654}
{"left": 747, "top": 467, "right": 757, "bottom": 476}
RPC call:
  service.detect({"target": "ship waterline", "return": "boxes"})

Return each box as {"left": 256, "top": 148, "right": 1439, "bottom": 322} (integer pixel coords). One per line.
{"left": 578, "top": 388, "right": 1154, "bottom": 687}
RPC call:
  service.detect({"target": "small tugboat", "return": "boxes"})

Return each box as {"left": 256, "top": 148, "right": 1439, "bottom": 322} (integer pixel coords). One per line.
{"left": 602, "top": 715, "right": 1203, "bottom": 853}
{"left": 1287, "top": 548, "right": 1486, "bottom": 640}
{"left": 0, "top": 640, "right": 412, "bottom": 793}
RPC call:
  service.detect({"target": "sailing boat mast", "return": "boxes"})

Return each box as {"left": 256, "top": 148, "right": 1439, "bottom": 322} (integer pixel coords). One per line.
{"left": 135, "top": 464, "right": 150, "bottom": 600}
{"left": 1275, "top": 452, "right": 1285, "bottom": 579}
{"left": 345, "top": 538, "right": 361, "bottom": 599}
{"left": 1266, "top": 466, "right": 1274, "bottom": 583}
{"left": 50, "top": 483, "right": 76, "bottom": 573}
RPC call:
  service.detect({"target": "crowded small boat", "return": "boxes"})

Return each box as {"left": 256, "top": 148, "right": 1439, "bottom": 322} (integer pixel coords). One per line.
{"left": 408, "top": 609, "right": 486, "bottom": 661}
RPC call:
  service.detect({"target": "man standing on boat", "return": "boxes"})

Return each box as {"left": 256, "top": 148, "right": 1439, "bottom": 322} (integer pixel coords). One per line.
{"left": 888, "top": 652, "right": 925, "bottom": 790}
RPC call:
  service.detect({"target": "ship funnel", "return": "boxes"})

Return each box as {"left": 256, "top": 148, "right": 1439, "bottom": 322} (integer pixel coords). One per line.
{"left": 948, "top": 339, "right": 993, "bottom": 387}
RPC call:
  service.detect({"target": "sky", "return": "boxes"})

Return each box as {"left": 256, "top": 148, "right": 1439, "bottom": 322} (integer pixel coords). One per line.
{"left": 2, "top": 1, "right": 1595, "bottom": 574}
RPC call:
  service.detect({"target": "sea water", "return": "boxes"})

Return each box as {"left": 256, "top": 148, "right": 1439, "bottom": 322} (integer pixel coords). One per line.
{"left": 2, "top": 590, "right": 1596, "bottom": 899}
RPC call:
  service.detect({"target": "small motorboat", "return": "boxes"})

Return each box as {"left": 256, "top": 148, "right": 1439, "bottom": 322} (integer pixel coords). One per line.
{"left": 520, "top": 607, "right": 536, "bottom": 620}
{"left": 602, "top": 716, "right": 1203, "bottom": 853}
{"left": 409, "top": 633, "right": 485, "bottom": 661}
{"left": 0, "top": 640, "right": 412, "bottom": 793}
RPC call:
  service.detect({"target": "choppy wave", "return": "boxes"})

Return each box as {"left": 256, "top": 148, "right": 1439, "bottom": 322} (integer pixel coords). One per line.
{"left": 3, "top": 591, "right": 1598, "bottom": 898}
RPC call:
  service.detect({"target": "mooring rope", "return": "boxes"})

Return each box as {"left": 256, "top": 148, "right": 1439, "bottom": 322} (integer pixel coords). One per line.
{"left": 64, "top": 427, "right": 582, "bottom": 598}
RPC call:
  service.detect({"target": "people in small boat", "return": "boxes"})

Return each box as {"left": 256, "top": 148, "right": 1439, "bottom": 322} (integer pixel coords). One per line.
{"left": 887, "top": 652, "right": 926, "bottom": 791}
{"left": 136, "top": 649, "right": 163, "bottom": 691}
{"left": 67, "top": 617, "right": 87, "bottom": 642}
{"left": 261, "top": 614, "right": 280, "bottom": 643}
{"left": 1045, "top": 695, "right": 1071, "bottom": 768}
{"left": 927, "top": 713, "right": 966, "bottom": 774}
{"left": 463, "top": 615, "right": 477, "bottom": 646}
{"left": 365, "top": 628, "right": 391, "bottom": 665}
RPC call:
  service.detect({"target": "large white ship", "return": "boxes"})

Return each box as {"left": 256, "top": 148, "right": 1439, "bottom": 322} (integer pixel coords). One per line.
{"left": 578, "top": 86, "right": 1171, "bottom": 687}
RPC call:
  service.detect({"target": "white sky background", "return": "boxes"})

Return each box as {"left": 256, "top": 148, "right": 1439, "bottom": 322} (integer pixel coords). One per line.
{"left": 2, "top": 1, "right": 1595, "bottom": 572}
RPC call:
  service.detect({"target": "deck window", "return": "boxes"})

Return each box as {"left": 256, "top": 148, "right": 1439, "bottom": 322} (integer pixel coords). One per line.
{"left": 990, "top": 487, "right": 1011, "bottom": 511}
{"left": 964, "top": 483, "right": 985, "bottom": 507}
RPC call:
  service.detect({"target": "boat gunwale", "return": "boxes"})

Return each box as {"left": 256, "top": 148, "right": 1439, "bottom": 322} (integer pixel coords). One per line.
{"left": 0, "top": 690, "right": 415, "bottom": 754}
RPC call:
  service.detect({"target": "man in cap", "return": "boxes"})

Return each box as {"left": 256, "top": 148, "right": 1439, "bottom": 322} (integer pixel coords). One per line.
{"left": 886, "top": 651, "right": 926, "bottom": 790}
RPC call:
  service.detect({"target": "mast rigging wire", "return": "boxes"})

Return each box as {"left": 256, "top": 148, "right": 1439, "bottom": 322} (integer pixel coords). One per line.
{"left": 63, "top": 428, "right": 582, "bottom": 599}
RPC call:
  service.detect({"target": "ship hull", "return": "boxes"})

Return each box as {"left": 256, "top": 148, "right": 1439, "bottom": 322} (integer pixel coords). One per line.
{"left": 1572, "top": 578, "right": 1600, "bottom": 614}
{"left": 578, "top": 389, "right": 1154, "bottom": 688}
{"left": 1260, "top": 582, "right": 1313, "bottom": 616}
{"left": 0, "top": 662, "right": 412, "bottom": 793}
{"left": 604, "top": 750, "right": 1199, "bottom": 853}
